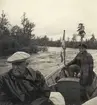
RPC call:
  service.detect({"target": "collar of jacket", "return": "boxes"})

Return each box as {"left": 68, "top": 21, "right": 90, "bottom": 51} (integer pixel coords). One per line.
{"left": 80, "top": 51, "right": 87, "bottom": 54}
{"left": 9, "top": 68, "right": 36, "bottom": 81}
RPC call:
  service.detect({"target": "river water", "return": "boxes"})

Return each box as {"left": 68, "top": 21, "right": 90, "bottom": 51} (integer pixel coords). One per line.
{"left": 0, "top": 47, "right": 97, "bottom": 76}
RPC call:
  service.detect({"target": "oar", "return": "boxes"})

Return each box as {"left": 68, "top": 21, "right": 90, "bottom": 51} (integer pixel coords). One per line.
{"left": 61, "top": 30, "right": 69, "bottom": 77}
{"left": 61, "top": 30, "right": 66, "bottom": 65}
{"left": 63, "top": 30, "right": 66, "bottom": 65}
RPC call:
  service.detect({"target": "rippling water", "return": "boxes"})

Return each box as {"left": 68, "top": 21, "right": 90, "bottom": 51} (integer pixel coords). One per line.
{"left": 0, "top": 47, "right": 97, "bottom": 76}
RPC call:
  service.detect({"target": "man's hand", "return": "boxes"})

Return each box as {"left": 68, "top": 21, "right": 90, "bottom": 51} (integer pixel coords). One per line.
{"left": 77, "top": 72, "right": 81, "bottom": 78}
{"left": 61, "top": 65, "right": 69, "bottom": 77}
{"left": 61, "top": 65, "right": 68, "bottom": 71}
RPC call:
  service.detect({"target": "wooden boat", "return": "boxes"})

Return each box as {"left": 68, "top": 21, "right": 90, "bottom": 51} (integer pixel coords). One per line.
{"left": 45, "top": 30, "right": 97, "bottom": 105}
{"left": 45, "top": 66, "right": 97, "bottom": 105}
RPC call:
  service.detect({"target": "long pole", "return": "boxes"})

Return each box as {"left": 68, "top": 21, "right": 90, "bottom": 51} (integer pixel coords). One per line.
{"left": 62, "top": 30, "right": 66, "bottom": 65}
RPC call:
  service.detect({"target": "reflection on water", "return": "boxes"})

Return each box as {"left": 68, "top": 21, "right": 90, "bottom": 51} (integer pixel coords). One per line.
{"left": 0, "top": 47, "right": 97, "bottom": 76}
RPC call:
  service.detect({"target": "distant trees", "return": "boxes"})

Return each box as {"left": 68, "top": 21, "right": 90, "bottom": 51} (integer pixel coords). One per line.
{"left": 65, "top": 23, "right": 97, "bottom": 49}
{"left": 21, "top": 13, "right": 35, "bottom": 41}
{"left": 72, "top": 34, "right": 77, "bottom": 42}
{"left": 0, "top": 11, "right": 17, "bottom": 56}
{"left": 66, "top": 33, "right": 97, "bottom": 49}
{"left": 71, "top": 34, "right": 77, "bottom": 48}
{"left": 0, "top": 11, "right": 37, "bottom": 56}
{"left": 34, "top": 35, "right": 61, "bottom": 47}
{"left": 0, "top": 10, "right": 10, "bottom": 37}
{"left": 39, "top": 35, "right": 49, "bottom": 46}
{"left": 90, "top": 34, "right": 96, "bottom": 42}
{"left": 11, "top": 12, "right": 35, "bottom": 46}
{"left": 0, "top": 11, "right": 63, "bottom": 57}
{"left": 77, "top": 23, "right": 86, "bottom": 43}
{"left": 11, "top": 25, "right": 21, "bottom": 36}
{"left": 36, "top": 23, "right": 97, "bottom": 49}
{"left": 0, "top": 11, "right": 97, "bottom": 57}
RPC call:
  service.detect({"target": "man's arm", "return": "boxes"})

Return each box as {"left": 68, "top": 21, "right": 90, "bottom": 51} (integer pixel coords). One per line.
{"left": 88, "top": 54, "right": 94, "bottom": 71}
{"left": 88, "top": 53, "right": 94, "bottom": 85}
{"left": 66, "top": 58, "right": 76, "bottom": 67}
{"left": 66, "top": 53, "right": 79, "bottom": 67}
{"left": 0, "top": 75, "right": 3, "bottom": 93}
{"left": 35, "top": 71, "right": 45, "bottom": 86}
{"left": 35, "top": 71, "right": 50, "bottom": 98}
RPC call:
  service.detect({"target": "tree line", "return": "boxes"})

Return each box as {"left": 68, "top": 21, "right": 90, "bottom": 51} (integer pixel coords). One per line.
{"left": 0, "top": 11, "right": 96, "bottom": 57}
{"left": 35, "top": 35, "right": 61, "bottom": 47}
{"left": 59, "top": 23, "right": 97, "bottom": 49}
{"left": 0, "top": 11, "right": 38, "bottom": 56}
{"left": 0, "top": 11, "right": 61, "bottom": 57}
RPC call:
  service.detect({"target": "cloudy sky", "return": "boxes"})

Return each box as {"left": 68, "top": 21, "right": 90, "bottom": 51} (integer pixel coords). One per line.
{"left": 0, "top": 0, "right": 97, "bottom": 40}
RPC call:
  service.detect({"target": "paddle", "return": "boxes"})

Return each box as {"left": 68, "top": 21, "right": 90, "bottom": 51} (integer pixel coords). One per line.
{"left": 61, "top": 30, "right": 66, "bottom": 65}
{"left": 61, "top": 30, "right": 69, "bottom": 77}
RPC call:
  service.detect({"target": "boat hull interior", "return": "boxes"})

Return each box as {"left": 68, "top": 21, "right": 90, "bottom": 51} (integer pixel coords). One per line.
{"left": 46, "top": 67, "right": 97, "bottom": 105}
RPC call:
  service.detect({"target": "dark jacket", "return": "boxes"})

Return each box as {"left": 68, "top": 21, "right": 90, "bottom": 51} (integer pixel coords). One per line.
{"left": 0, "top": 68, "right": 50, "bottom": 104}
{"left": 67, "top": 51, "right": 94, "bottom": 86}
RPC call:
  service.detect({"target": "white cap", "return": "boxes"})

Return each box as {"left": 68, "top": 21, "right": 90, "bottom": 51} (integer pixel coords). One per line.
{"left": 82, "top": 97, "right": 97, "bottom": 105}
{"left": 7, "top": 51, "right": 30, "bottom": 63}
{"left": 50, "top": 92, "right": 65, "bottom": 105}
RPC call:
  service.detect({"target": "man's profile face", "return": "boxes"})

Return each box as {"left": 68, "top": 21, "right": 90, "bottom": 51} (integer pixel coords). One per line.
{"left": 12, "top": 61, "right": 27, "bottom": 77}
{"left": 79, "top": 47, "right": 86, "bottom": 53}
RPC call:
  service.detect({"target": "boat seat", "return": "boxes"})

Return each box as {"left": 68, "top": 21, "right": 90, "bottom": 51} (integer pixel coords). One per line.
{"left": 55, "top": 77, "right": 81, "bottom": 105}
{"left": 31, "top": 97, "right": 54, "bottom": 105}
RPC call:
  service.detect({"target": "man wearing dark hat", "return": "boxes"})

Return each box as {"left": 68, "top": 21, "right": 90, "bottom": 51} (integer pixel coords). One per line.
{"left": 65, "top": 43, "right": 94, "bottom": 101}
{"left": 0, "top": 51, "right": 51, "bottom": 105}
{"left": 66, "top": 43, "right": 94, "bottom": 86}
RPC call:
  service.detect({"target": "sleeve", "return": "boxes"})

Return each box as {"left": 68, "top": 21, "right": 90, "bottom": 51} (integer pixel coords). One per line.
{"left": 35, "top": 71, "right": 51, "bottom": 98}
{"left": 88, "top": 54, "right": 94, "bottom": 71}
{"left": 35, "top": 71, "right": 45, "bottom": 86}
{"left": 87, "top": 54, "right": 94, "bottom": 85}
{"left": 28, "top": 67, "right": 50, "bottom": 92}
{"left": 66, "top": 53, "right": 79, "bottom": 67}
{"left": 0, "top": 75, "right": 3, "bottom": 93}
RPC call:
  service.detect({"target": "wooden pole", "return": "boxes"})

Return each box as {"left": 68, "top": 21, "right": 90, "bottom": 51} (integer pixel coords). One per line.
{"left": 63, "top": 30, "right": 66, "bottom": 65}
{"left": 61, "top": 30, "right": 69, "bottom": 77}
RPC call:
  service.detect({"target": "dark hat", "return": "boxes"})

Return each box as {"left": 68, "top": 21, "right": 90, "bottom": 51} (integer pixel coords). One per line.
{"left": 78, "top": 43, "right": 87, "bottom": 48}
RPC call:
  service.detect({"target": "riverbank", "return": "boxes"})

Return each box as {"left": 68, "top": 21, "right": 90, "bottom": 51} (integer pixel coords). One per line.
{"left": 0, "top": 47, "right": 97, "bottom": 76}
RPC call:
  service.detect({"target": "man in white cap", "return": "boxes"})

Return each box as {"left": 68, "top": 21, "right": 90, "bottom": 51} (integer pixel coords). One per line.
{"left": 0, "top": 51, "right": 51, "bottom": 105}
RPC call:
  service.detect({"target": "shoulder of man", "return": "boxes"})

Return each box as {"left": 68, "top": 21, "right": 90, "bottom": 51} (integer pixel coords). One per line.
{"left": 26, "top": 67, "right": 37, "bottom": 80}
{"left": 86, "top": 52, "right": 93, "bottom": 58}
{"left": 0, "top": 71, "right": 10, "bottom": 79}
{"left": 35, "top": 70, "right": 45, "bottom": 81}
{"left": 0, "top": 70, "right": 12, "bottom": 84}
{"left": 75, "top": 52, "right": 82, "bottom": 57}
{"left": 27, "top": 67, "right": 45, "bottom": 81}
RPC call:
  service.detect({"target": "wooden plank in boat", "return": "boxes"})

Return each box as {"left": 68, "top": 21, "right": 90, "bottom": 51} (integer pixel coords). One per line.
{"left": 58, "top": 77, "right": 79, "bottom": 82}
{"left": 86, "top": 72, "right": 97, "bottom": 97}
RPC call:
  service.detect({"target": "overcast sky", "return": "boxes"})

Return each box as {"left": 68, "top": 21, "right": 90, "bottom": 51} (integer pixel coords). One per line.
{"left": 0, "top": 0, "right": 97, "bottom": 40}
